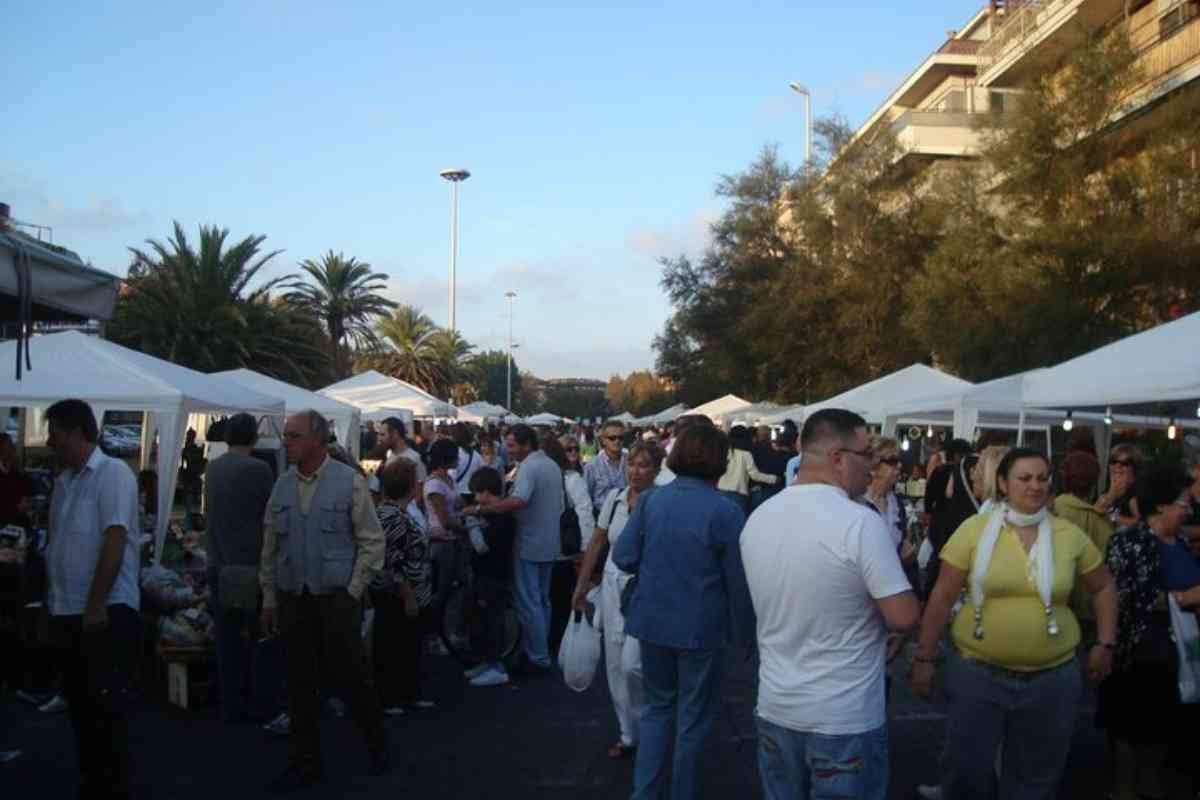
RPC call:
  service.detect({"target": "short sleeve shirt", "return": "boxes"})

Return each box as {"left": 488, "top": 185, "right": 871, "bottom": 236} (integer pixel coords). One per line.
{"left": 940, "top": 513, "right": 1102, "bottom": 671}
{"left": 423, "top": 475, "right": 462, "bottom": 532}
{"left": 47, "top": 447, "right": 141, "bottom": 615}
{"left": 511, "top": 450, "right": 564, "bottom": 562}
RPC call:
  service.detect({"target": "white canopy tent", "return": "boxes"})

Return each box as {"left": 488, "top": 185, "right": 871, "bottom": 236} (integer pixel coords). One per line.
{"left": 213, "top": 369, "right": 362, "bottom": 457}
{"left": 713, "top": 401, "right": 786, "bottom": 428}
{"left": 758, "top": 403, "right": 807, "bottom": 426}
{"left": 0, "top": 331, "right": 285, "bottom": 562}
{"left": 457, "top": 401, "right": 510, "bottom": 424}
{"left": 804, "top": 364, "right": 973, "bottom": 426}
{"left": 650, "top": 403, "right": 689, "bottom": 425}
{"left": 609, "top": 412, "right": 638, "bottom": 425}
{"left": 688, "top": 394, "right": 752, "bottom": 421}
{"left": 526, "top": 412, "right": 569, "bottom": 426}
{"left": 1021, "top": 311, "right": 1200, "bottom": 409}
{"left": 320, "top": 370, "right": 457, "bottom": 418}
{"left": 882, "top": 369, "right": 1197, "bottom": 466}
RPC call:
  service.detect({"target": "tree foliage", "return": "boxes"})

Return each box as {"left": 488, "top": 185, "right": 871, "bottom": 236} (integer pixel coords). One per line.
{"left": 657, "top": 29, "right": 1200, "bottom": 399}
{"left": 605, "top": 370, "right": 676, "bottom": 416}
{"left": 107, "top": 222, "right": 330, "bottom": 386}
{"left": 285, "top": 251, "right": 395, "bottom": 378}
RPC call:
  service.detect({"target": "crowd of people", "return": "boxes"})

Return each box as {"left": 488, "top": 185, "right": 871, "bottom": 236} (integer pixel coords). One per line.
{"left": 2, "top": 397, "right": 1200, "bottom": 800}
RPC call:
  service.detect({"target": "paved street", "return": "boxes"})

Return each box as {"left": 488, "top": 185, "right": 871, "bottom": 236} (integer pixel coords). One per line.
{"left": 0, "top": 648, "right": 1131, "bottom": 799}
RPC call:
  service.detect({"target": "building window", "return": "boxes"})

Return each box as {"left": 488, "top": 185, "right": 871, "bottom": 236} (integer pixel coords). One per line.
{"left": 940, "top": 90, "right": 966, "bottom": 112}
{"left": 1160, "top": 0, "right": 1199, "bottom": 40}
{"left": 989, "top": 91, "right": 1008, "bottom": 113}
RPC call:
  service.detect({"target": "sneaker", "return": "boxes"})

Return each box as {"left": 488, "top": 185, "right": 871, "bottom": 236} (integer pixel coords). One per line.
{"left": 382, "top": 707, "right": 406, "bottom": 717}
{"left": 263, "top": 713, "right": 291, "bottom": 736}
{"left": 469, "top": 667, "right": 510, "bottom": 688}
{"left": 37, "top": 695, "right": 67, "bottom": 714}
{"left": 327, "top": 697, "right": 346, "bottom": 718}
{"left": 916, "top": 786, "right": 944, "bottom": 800}
{"left": 463, "top": 663, "right": 490, "bottom": 681}
{"left": 0, "top": 750, "right": 21, "bottom": 765}
{"left": 15, "top": 690, "right": 48, "bottom": 707}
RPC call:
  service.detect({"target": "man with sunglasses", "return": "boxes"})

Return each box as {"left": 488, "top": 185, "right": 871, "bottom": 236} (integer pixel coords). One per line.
{"left": 584, "top": 421, "right": 627, "bottom": 514}
{"left": 741, "top": 409, "right": 918, "bottom": 800}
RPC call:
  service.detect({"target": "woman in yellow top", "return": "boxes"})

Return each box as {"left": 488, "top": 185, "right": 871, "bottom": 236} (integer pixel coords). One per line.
{"left": 911, "top": 447, "right": 1118, "bottom": 800}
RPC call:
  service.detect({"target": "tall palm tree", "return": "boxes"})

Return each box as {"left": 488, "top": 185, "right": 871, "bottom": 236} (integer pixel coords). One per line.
{"left": 286, "top": 252, "right": 395, "bottom": 378}
{"left": 108, "top": 222, "right": 327, "bottom": 382}
{"left": 428, "top": 328, "right": 475, "bottom": 397}
{"left": 362, "top": 305, "right": 443, "bottom": 391}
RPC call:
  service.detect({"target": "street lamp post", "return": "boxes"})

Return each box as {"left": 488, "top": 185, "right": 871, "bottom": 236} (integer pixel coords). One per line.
{"left": 439, "top": 168, "right": 471, "bottom": 333}
{"left": 788, "top": 82, "right": 813, "bottom": 166}
{"left": 505, "top": 290, "right": 517, "bottom": 411}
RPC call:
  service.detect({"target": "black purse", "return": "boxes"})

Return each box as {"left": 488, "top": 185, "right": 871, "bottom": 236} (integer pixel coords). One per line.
{"left": 559, "top": 475, "right": 582, "bottom": 557}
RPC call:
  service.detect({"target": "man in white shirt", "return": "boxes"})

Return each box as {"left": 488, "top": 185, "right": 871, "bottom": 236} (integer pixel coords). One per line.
{"left": 740, "top": 408, "right": 919, "bottom": 800}
{"left": 380, "top": 417, "right": 426, "bottom": 483}
{"left": 44, "top": 399, "right": 141, "bottom": 800}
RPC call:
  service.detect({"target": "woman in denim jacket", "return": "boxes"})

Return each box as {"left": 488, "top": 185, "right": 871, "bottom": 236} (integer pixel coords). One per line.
{"left": 613, "top": 423, "right": 752, "bottom": 800}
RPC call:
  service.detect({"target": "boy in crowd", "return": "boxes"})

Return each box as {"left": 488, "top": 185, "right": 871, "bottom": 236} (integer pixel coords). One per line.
{"left": 462, "top": 467, "right": 517, "bottom": 687}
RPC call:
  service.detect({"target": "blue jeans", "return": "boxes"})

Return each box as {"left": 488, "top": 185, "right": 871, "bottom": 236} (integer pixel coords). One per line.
{"left": 632, "top": 642, "right": 722, "bottom": 800}
{"left": 513, "top": 559, "right": 554, "bottom": 667}
{"left": 756, "top": 716, "right": 889, "bottom": 800}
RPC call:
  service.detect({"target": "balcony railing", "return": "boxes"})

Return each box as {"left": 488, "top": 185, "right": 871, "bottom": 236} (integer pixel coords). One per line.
{"left": 979, "top": 0, "right": 1073, "bottom": 71}
{"left": 1124, "top": 9, "right": 1200, "bottom": 98}
{"left": 889, "top": 110, "right": 1013, "bottom": 159}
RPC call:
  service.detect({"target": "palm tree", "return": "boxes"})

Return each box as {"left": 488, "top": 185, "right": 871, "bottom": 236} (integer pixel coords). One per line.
{"left": 286, "top": 252, "right": 395, "bottom": 378}
{"left": 361, "top": 305, "right": 443, "bottom": 391}
{"left": 428, "top": 328, "right": 475, "bottom": 397}
{"left": 108, "top": 222, "right": 327, "bottom": 383}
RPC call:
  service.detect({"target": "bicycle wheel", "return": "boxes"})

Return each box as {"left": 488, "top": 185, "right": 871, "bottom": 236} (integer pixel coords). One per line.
{"left": 440, "top": 585, "right": 477, "bottom": 665}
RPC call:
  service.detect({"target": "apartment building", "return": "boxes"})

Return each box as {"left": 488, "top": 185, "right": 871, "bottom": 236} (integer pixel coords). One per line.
{"left": 847, "top": 0, "right": 1200, "bottom": 180}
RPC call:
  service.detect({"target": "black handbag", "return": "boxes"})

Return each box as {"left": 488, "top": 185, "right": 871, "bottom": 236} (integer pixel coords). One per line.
{"left": 559, "top": 475, "right": 582, "bottom": 557}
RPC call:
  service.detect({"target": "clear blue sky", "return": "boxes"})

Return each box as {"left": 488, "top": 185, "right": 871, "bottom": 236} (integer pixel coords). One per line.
{"left": 5, "top": 0, "right": 974, "bottom": 381}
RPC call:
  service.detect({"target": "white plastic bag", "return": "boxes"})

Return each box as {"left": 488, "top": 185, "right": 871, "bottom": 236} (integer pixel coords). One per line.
{"left": 558, "top": 612, "right": 602, "bottom": 692}
{"left": 917, "top": 538, "right": 934, "bottom": 570}
{"left": 1168, "top": 594, "right": 1200, "bottom": 703}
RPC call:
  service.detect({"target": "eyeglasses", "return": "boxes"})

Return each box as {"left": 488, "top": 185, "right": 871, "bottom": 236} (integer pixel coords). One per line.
{"left": 604, "top": 436, "right": 622, "bottom": 442}
{"left": 836, "top": 447, "right": 874, "bottom": 460}
{"left": 565, "top": 447, "right": 579, "bottom": 453}
{"left": 1109, "top": 459, "right": 1135, "bottom": 467}
{"left": 878, "top": 457, "right": 901, "bottom": 466}
{"left": 283, "top": 431, "right": 305, "bottom": 440}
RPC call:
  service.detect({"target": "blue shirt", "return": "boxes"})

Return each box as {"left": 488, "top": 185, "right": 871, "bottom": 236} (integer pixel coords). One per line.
{"left": 612, "top": 476, "right": 752, "bottom": 650}
{"left": 584, "top": 450, "right": 627, "bottom": 510}
{"left": 785, "top": 454, "right": 802, "bottom": 486}
{"left": 511, "top": 450, "right": 564, "bottom": 562}
{"left": 1159, "top": 538, "right": 1200, "bottom": 591}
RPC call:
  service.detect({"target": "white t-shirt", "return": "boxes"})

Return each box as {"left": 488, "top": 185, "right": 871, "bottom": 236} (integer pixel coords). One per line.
{"left": 740, "top": 483, "right": 912, "bottom": 735}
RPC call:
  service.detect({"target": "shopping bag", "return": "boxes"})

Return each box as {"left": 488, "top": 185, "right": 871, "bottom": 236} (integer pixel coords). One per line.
{"left": 1168, "top": 594, "right": 1200, "bottom": 703}
{"left": 558, "top": 611, "right": 602, "bottom": 692}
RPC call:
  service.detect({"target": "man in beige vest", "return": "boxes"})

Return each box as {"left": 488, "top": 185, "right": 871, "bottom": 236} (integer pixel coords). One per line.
{"left": 259, "top": 410, "right": 387, "bottom": 793}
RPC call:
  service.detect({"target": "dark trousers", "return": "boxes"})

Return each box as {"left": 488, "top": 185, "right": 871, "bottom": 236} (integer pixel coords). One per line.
{"left": 370, "top": 591, "right": 426, "bottom": 708}
{"left": 50, "top": 603, "right": 139, "bottom": 800}
{"left": 548, "top": 559, "right": 577, "bottom": 658}
{"left": 208, "top": 567, "right": 261, "bottom": 722}
{"left": 278, "top": 589, "right": 386, "bottom": 772}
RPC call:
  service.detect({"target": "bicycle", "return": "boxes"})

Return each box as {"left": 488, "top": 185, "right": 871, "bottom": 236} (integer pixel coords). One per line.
{"left": 438, "top": 531, "right": 521, "bottom": 667}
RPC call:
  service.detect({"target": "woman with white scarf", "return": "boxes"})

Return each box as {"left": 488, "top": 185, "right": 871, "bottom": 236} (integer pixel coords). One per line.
{"left": 911, "top": 447, "right": 1118, "bottom": 800}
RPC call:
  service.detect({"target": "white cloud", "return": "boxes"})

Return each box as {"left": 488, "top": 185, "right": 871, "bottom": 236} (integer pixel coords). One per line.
{"left": 0, "top": 167, "right": 150, "bottom": 232}
{"left": 625, "top": 209, "right": 717, "bottom": 261}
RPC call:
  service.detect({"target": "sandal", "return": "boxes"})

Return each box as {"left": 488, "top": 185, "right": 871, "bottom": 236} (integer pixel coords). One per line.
{"left": 607, "top": 742, "right": 636, "bottom": 759}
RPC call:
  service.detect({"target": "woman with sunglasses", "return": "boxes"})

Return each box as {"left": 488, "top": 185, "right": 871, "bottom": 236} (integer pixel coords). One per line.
{"left": 1094, "top": 444, "right": 1145, "bottom": 530}
{"left": 861, "top": 436, "right": 915, "bottom": 563}
{"left": 1101, "top": 463, "right": 1199, "bottom": 800}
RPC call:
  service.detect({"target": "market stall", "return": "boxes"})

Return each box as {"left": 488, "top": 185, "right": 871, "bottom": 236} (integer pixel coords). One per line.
{"left": 213, "top": 368, "right": 362, "bottom": 456}
{"left": 686, "top": 394, "right": 752, "bottom": 422}
{"left": 0, "top": 331, "right": 285, "bottom": 563}
{"left": 319, "top": 370, "right": 457, "bottom": 419}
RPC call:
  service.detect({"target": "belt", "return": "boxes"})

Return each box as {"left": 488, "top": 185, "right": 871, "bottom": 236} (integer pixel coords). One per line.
{"left": 966, "top": 657, "right": 1070, "bottom": 683}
